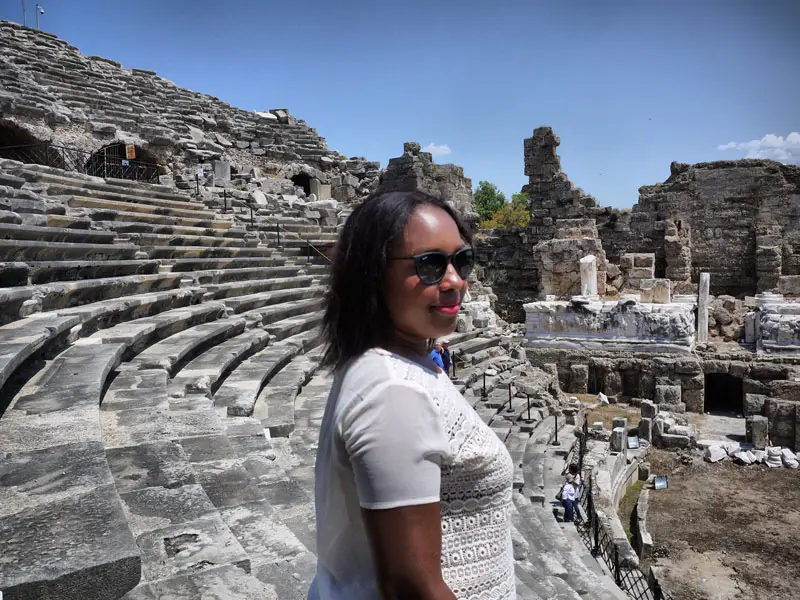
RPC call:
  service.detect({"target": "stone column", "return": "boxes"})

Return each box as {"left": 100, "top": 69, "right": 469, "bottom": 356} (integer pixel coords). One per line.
{"left": 579, "top": 255, "right": 598, "bottom": 297}
{"left": 697, "top": 272, "right": 710, "bottom": 344}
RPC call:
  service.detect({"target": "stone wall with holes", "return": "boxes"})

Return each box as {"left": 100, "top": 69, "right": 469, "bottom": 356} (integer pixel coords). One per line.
{"left": 375, "top": 142, "right": 477, "bottom": 219}
{"left": 524, "top": 346, "right": 800, "bottom": 417}
{"left": 0, "top": 20, "right": 378, "bottom": 201}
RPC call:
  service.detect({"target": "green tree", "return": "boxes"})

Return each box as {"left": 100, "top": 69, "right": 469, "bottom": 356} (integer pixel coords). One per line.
{"left": 480, "top": 202, "right": 531, "bottom": 229}
{"left": 473, "top": 181, "right": 506, "bottom": 222}
{"left": 510, "top": 191, "right": 532, "bottom": 212}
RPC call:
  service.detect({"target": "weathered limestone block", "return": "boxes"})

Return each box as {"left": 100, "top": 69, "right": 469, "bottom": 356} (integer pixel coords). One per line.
{"left": 654, "top": 385, "right": 681, "bottom": 405}
{"left": 746, "top": 415, "right": 769, "bottom": 450}
{"left": 611, "top": 426, "right": 626, "bottom": 452}
{"left": 579, "top": 254, "right": 598, "bottom": 297}
{"left": 524, "top": 299, "right": 696, "bottom": 353}
{"left": 639, "top": 279, "right": 671, "bottom": 304}
{"left": 569, "top": 364, "right": 589, "bottom": 394}
{"left": 744, "top": 393, "right": 769, "bottom": 416}
{"left": 765, "top": 398, "right": 797, "bottom": 447}
{"left": 604, "top": 370, "right": 623, "bottom": 398}
{"left": 641, "top": 400, "right": 659, "bottom": 419}
{"left": 659, "top": 433, "right": 692, "bottom": 449}
{"left": 681, "top": 389, "right": 704, "bottom": 413}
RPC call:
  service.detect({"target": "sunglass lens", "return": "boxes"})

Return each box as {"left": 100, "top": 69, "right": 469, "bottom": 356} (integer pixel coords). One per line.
{"left": 416, "top": 253, "right": 447, "bottom": 284}
{"left": 454, "top": 249, "right": 475, "bottom": 279}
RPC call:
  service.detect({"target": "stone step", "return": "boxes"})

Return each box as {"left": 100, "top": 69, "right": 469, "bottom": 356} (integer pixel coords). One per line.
{"left": 67, "top": 195, "right": 216, "bottom": 220}
{"left": 0, "top": 222, "right": 116, "bottom": 244}
{"left": 449, "top": 335, "right": 502, "bottom": 356}
{"left": 238, "top": 297, "right": 323, "bottom": 329}
{"left": 18, "top": 168, "right": 205, "bottom": 206}
{"left": 127, "top": 318, "right": 247, "bottom": 376}
{"left": 85, "top": 206, "right": 233, "bottom": 229}
{"left": 0, "top": 343, "right": 141, "bottom": 600}
{"left": 126, "top": 231, "right": 249, "bottom": 248}
{"left": 223, "top": 285, "right": 326, "bottom": 314}
{"left": 93, "top": 219, "right": 246, "bottom": 239}
{"left": 99, "top": 372, "right": 256, "bottom": 589}
{"left": 203, "top": 275, "right": 317, "bottom": 301}
{"left": 189, "top": 265, "right": 326, "bottom": 286}
{"left": 77, "top": 301, "right": 225, "bottom": 359}
{"left": 24, "top": 259, "right": 161, "bottom": 285}
{"left": 0, "top": 238, "right": 140, "bottom": 262}
{"left": 214, "top": 344, "right": 300, "bottom": 418}
{"left": 523, "top": 416, "right": 556, "bottom": 505}
{"left": 0, "top": 286, "right": 205, "bottom": 392}
{"left": 17, "top": 272, "right": 185, "bottom": 316}
{"left": 264, "top": 311, "right": 322, "bottom": 342}
{"left": 170, "top": 328, "right": 273, "bottom": 395}
{"left": 166, "top": 256, "right": 287, "bottom": 272}
{"left": 143, "top": 244, "right": 275, "bottom": 260}
{"left": 254, "top": 351, "right": 321, "bottom": 437}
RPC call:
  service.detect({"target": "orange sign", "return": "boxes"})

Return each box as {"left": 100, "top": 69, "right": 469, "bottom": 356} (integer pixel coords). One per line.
{"left": 125, "top": 144, "right": 136, "bottom": 160}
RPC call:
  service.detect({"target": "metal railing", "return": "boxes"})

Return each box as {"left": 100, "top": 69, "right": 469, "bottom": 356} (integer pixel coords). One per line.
{"left": 575, "top": 422, "right": 673, "bottom": 600}
{"left": 0, "top": 142, "right": 160, "bottom": 183}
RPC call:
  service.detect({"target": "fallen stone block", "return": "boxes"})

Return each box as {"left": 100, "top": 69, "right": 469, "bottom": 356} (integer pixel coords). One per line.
{"left": 766, "top": 446, "right": 783, "bottom": 468}
{"left": 705, "top": 445, "right": 728, "bottom": 462}
{"left": 781, "top": 448, "right": 799, "bottom": 469}
{"left": 641, "top": 400, "right": 658, "bottom": 419}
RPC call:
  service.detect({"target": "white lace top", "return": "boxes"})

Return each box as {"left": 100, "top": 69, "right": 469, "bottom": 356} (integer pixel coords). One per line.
{"left": 308, "top": 348, "right": 515, "bottom": 600}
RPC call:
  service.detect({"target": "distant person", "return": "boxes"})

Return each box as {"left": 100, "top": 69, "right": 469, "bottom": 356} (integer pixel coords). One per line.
{"left": 568, "top": 463, "right": 584, "bottom": 524}
{"left": 309, "top": 190, "right": 516, "bottom": 600}
{"left": 429, "top": 340, "right": 445, "bottom": 370}
{"left": 441, "top": 342, "right": 452, "bottom": 375}
{"left": 561, "top": 473, "right": 577, "bottom": 522}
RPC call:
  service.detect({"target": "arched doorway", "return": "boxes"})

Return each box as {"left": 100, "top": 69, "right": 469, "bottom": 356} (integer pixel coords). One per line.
{"left": 84, "top": 143, "right": 160, "bottom": 183}
{"left": 0, "top": 120, "right": 65, "bottom": 169}
{"left": 291, "top": 173, "right": 312, "bottom": 196}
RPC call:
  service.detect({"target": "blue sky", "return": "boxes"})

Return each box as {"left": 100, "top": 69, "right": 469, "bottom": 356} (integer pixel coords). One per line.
{"left": 3, "top": 0, "right": 798, "bottom": 207}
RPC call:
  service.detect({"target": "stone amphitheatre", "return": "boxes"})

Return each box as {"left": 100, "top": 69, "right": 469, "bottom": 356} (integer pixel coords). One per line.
{"left": 1, "top": 19, "right": 799, "bottom": 600}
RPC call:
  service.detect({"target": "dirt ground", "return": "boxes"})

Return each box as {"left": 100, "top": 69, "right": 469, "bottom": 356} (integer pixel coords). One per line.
{"left": 645, "top": 449, "right": 800, "bottom": 600}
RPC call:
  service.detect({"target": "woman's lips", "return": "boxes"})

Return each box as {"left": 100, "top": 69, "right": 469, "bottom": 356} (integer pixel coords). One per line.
{"left": 432, "top": 304, "right": 460, "bottom": 315}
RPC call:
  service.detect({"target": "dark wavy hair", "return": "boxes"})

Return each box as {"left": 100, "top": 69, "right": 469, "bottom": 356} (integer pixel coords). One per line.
{"left": 320, "top": 190, "right": 474, "bottom": 371}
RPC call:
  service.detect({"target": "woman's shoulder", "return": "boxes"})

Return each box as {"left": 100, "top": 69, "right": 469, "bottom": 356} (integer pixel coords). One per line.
{"left": 337, "top": 348, "right": 430, "bottom": 400}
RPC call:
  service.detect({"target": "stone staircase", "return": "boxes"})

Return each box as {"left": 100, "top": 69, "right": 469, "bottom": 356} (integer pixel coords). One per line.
{"left": 0, "top": 160, "right": 628, "bottom": 599}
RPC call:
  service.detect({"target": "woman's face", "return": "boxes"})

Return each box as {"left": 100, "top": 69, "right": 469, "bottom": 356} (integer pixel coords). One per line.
{"left": 384, "top": 204, "right": 470, "bottom": 346}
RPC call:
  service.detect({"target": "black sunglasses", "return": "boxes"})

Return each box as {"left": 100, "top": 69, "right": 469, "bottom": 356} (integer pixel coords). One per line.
{"left": 390, "top": 248, "right": 475, "bottom": 285}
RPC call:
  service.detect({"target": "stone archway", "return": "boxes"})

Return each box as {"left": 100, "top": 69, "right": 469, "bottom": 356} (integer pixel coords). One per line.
{"left": 0, "top": 120, "right": 65, "bottom": 169}
{"left": 84, "top": 143, "right": 160, "bottom": 182}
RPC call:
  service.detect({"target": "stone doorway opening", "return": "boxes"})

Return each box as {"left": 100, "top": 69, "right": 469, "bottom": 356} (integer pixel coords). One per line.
{"left": 704, "top": 373, "right": 743, "bottom": 415}
{"left": 84, "top": 143, "right": 160, "bottom": 182}
{"left": 0, "top": 120, "right": 65, "bottom": 168}
{"left": 291, "top": 173, "right": 312, "bottom": 196}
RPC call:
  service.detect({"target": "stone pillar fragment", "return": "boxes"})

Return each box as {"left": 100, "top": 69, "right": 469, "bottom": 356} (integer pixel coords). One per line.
{"left": 697, "top": 272, "right": 710, "bottom": 344}
{"left": 746, "top": 415, "right": 769, "bottom": 450}
{"left": 579, "top": 254, "right": 598, "bottom": 297}
{"left": 611, "top": 426, "right": 626, "bottom": 452}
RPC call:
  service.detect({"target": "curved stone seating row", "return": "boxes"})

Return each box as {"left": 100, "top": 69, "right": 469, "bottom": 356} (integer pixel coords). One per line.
{"left": 0, "top": 343, "right": 141, "bottom": 600}
{"left": 11, "top": 259, "right": 162, "bottom": 285}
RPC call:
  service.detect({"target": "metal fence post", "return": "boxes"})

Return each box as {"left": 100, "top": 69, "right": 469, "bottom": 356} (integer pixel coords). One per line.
{"left": 452, "top": 352, "right": 456, "bottom": 377}
{"left": 307, "top": 241, "right": 311, "bottom": 263}
{"left": 276, "top": 223, "right": 280, "bottom": 247}
{"left": 553, "top": 414, "right": 560, "bottom": 445}
{"left": 195, "top": 172, "right": 200, "bottom": 197}
{"left": 222, "top": 189, "right": 227, "bottom": 214}
{"left": 482, "top": 372, "right": 487, "bottom": 398}
{"left": 249, "top": 204, "right": 254, "bottom": 227}
{"left": 526, "top": 394, "right": 531, "bottom": 421}
{"left": 614, "top": 546, "right": 622, "bottom": 587}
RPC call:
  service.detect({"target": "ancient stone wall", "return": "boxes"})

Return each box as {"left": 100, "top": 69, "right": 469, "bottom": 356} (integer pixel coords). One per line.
{"left": 634, "top": 160, "right": 800, "bottom": 297}
{"left": 0, "top": 21, "right": 378, "bottom": 200}
{"left": 376, "top": 142, "right": 477, "bottom": 219}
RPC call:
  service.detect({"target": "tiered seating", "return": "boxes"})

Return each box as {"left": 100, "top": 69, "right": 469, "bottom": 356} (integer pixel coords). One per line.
{"left": 0, "top": 160, "right": 332, "bottom": 597}
{"left": 0, "top": 159, "right": 629, "bottom": 599}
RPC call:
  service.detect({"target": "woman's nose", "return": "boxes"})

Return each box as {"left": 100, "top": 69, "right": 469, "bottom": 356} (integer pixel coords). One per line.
{"left": 439, "top": 262, "right": 464, "bottom": 290}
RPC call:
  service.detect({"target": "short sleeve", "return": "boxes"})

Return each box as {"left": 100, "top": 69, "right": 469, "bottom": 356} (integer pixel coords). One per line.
{"left": 340, "top": 379, "right": 450, "bottom": 510}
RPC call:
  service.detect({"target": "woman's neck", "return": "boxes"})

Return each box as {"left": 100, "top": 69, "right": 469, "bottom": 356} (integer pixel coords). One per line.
{"left": 383, "top": 330, "right": 428, "bottom": 361}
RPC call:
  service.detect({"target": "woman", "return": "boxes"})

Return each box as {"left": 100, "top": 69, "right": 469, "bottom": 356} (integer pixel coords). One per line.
{"left": 308, "top": 190, "right": 515, "bottom": 600}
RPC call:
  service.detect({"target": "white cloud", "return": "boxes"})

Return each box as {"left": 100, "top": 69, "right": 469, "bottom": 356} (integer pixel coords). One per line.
{"left": 423, "top": 142, "right": 452, "bottom": 157}
{"left": 717, "top": 132, "right": 800, "bottom": 164}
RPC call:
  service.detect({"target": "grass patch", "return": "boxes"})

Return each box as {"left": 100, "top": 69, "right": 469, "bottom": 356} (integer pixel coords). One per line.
{"left": 618, "top": 479, "right": 645, "bottom": 541}
{"left": 584, "top": 403, "right": 642, "bottom": 431}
